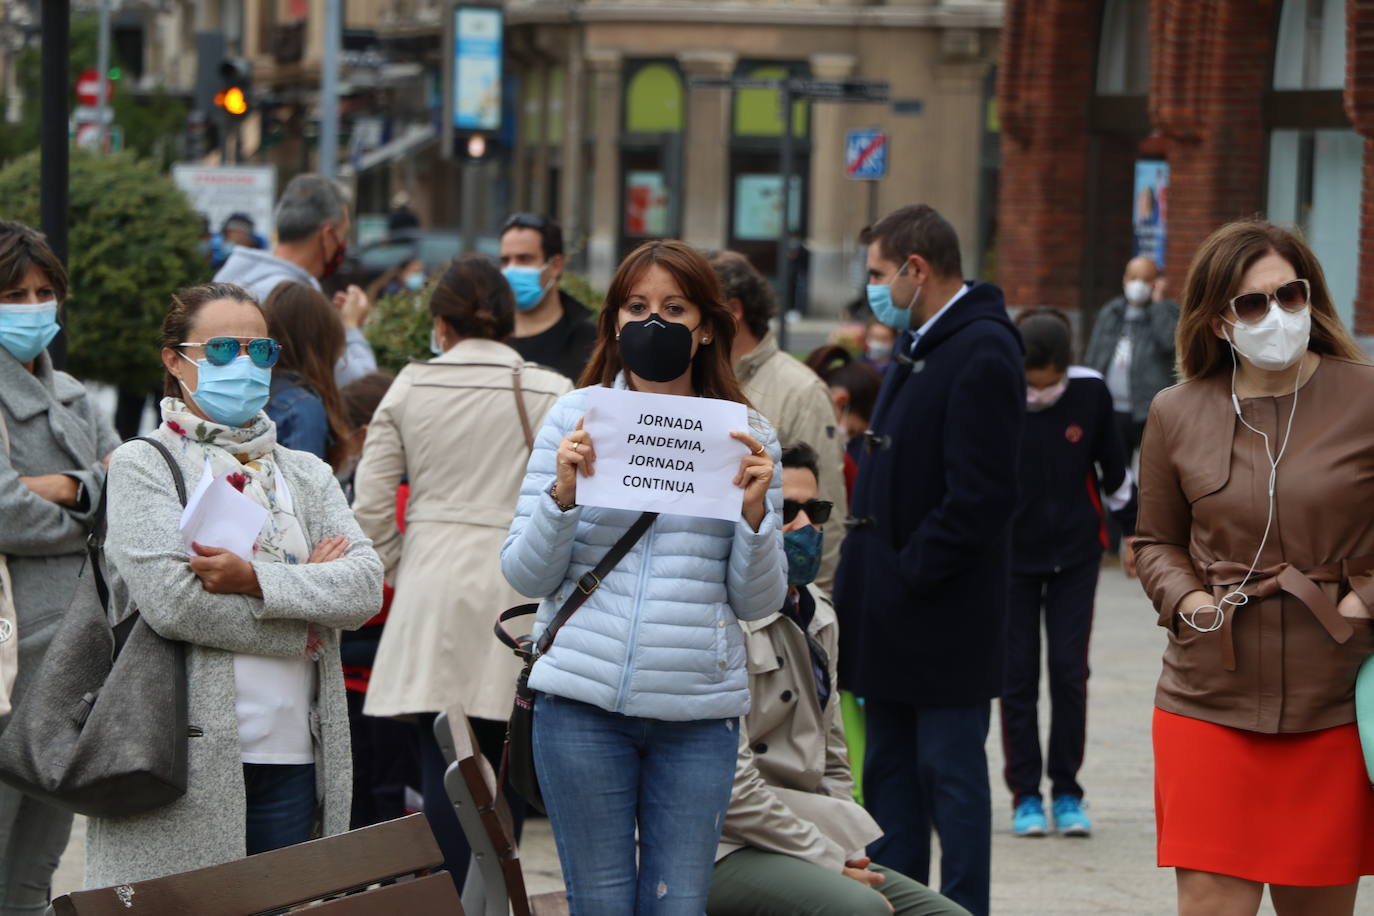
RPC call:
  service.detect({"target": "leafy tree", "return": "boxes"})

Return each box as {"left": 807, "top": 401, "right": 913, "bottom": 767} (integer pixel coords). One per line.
{"left": 0, "top": 149, "right": 209, "bottom": 390}
{"left": 0, "top": 14, "right": 187, "bottom": 169}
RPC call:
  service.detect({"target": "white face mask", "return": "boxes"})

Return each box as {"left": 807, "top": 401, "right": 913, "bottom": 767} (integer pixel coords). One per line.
{"left": 1227, "top": 301, "right": 1311, "bottom": 372}
{"left": 1123, "top": 279, "right": 1152, "bottom": 306}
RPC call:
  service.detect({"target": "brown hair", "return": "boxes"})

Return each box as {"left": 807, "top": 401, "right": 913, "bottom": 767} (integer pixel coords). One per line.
{"left": 707, "top": 249, "right": 776, "bottom": 340}
{"left": 429, "top": 254, "right": 515, "bottom": 341}
{"left": 804, "top": 343, "right": 882, "bottom": 423}
{"left": 0, "top": 220, "right": 68, "bottom": 304}
{"left": 341, "top": 370, "right": 395, "bottom": 429}
{"left": 1015, "top": 308, "right": 1073, "bottom": 371}
{"left": 858, "top": 204, "right": 962, "bottom": 279}
{"left": 262, "top": 282, "right": 353, "bottom": 468}
{"left": 580, "top": 240, "right": 750, "bottom": 405}
{"left": 1176, "top": 220, "right": 1365, "bottom": 380}
{"left": 161, "top": 282, "right": 262, "bottom": 398}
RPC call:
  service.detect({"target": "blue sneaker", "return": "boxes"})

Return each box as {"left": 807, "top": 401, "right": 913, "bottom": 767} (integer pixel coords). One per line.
{"left": 1012, "top": 797, "right": 1048, "bottom": 837}
{"left": 1052, "top": 795, "right": 1092, "bottom": 837}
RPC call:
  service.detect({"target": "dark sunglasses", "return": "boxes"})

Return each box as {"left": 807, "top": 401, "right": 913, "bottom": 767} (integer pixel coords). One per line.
{"left": 783, "top": 498, "right": 833, "bottom": 526}
{"left": 179, "top": 337, "right": 281, "bottom": 369}
{"left": 1227, "top": 278, "right": 1310, "bottom": 326}
{"left": 502, "top": 212, "right": 548, "bottom": 233}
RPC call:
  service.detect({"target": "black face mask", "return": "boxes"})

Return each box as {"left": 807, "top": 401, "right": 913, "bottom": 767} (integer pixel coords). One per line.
{"left": 618, "top": 315, "right": 696, "bottom": 383}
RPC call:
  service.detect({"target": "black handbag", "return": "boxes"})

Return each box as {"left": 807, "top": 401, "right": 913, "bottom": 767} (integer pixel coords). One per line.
{"left": 0, "top": 436, "right": 191, "bottom": 818}
{"left": 495, "top": 510, "right": 657, "bottom": 813}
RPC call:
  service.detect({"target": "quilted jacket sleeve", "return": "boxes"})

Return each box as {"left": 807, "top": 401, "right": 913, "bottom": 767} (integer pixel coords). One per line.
{"left": 502, "top": 391, "right": 585, "bottom": 599}
{"left": 727, "top": 413, "right": 786, "bottom": 621}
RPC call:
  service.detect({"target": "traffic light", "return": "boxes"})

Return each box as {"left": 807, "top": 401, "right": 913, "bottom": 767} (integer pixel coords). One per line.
{"left": 214, "top": 58, "right": 252, "bottom": 121}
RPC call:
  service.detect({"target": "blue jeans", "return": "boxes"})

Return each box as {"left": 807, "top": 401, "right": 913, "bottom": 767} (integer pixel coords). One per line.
{"left": 863, "top": 702, "right": 991, "bottom": 916}
{"left": 244, "top": 763, "right": 317, "bottom": 856}
{"left": 533, "top": 692, "right": 737, "bottom": 916}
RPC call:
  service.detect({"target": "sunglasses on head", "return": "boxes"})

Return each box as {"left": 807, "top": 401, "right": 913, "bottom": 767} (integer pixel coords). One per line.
{"left": 1227, "top": 278, "right": 1310, "bottom": 326}
{"left": 783, "top": 498, "right": 833, "bottom": 526}
{"left": 179, "top": 337, "right": 281, "bottom": 369}
{"left": 502, "top": 212, "right": 548, "bottom": 233}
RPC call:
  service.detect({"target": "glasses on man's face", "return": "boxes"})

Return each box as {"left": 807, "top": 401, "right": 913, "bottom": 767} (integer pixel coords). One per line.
{"left": 783, "top": 498, "right": 833, "bottom": 526}
{"left": 178, "top": 337, "right": 281, "bottom": 369}
{"left": 1227, "top": 278, "right": 1310, "bottom": 326}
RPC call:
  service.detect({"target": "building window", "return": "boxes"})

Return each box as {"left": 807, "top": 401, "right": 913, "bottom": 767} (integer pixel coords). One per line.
{"left": 1272, "top": 0, "right": 1345, "bottom": 90}
{"left": 1096, "top": 0, "right": 1150, "bottom": 96}
{"left": 620, "top": 61, "right": 684, "bottom": 255}
{"left": 1267, "top": 129, "right": 1363, "bottom": 325}
{"left": 727, "top": 62, "right": 810, "bottom": 290}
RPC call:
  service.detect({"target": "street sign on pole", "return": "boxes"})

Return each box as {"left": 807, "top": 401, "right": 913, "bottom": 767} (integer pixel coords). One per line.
{"left": 75, "top": 67, "right": 114, "bottom": 107}
{"left": 845, "top": 129, "right": 888, "bottom": 180}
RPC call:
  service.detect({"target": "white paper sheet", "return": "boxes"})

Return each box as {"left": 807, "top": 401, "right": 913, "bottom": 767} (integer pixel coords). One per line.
{"left": 179, "top": 468, "right": 269, "bottom": 561}
{"left": 578, "top": 387, "right": 750, "bottom": 522}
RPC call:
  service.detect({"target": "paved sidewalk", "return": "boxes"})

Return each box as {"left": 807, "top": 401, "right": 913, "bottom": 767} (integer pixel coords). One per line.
{"left": 50, "top": 567, "right": 1374, "bottom": 913}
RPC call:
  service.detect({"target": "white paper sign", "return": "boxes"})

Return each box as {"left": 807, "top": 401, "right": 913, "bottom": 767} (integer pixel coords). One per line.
{"left": 179, "top": 470, "right": 270, "bottom": 561}
{"left": 579, "top": 387, "right": 749, "bottom": 522}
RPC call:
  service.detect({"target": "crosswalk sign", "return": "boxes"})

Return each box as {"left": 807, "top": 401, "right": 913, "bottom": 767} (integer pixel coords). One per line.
{"left": 845, "top": 129, "right": 888, "bottom": 180}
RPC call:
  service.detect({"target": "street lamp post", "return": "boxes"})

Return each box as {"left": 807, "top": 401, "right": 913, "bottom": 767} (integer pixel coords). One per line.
{"left": 39, "top": 0, "right": 69, "bottom": 367}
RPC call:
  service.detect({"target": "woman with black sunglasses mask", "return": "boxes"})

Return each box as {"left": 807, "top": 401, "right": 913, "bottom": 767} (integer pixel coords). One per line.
{"left": 85, "top": 282, "right": 383, "bottom": 887}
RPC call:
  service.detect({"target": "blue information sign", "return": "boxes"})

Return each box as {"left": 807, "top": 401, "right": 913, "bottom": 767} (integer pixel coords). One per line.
{"left": 452, "top": 6, "right": 503, "bottom": 132}
{"left": 845, "top": 129, "right": 888, "bottom": 180}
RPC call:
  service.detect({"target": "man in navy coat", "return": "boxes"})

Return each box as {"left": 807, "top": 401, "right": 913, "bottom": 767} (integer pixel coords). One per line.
{"left": 835, "top": 204, "right": 1024, "bottom": 916}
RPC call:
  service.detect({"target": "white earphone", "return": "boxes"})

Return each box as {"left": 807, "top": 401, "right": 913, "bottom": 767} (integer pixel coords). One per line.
{"left": 1180, "top": 329, "right": 1302, "bottom": 633}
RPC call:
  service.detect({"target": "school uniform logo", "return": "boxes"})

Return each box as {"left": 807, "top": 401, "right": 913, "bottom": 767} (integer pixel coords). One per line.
{"left": 1064, "top": 423, "right": 1084, "bottom": 444}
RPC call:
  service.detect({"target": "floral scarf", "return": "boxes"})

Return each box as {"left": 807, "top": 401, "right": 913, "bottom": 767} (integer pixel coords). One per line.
{"left": 160, "top": 397, "right": 308, "bottom": 566}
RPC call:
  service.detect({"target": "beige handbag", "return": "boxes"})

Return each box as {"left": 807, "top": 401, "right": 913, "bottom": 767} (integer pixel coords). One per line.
{"left": 0, "top": 413, "right": 18, "bottom": 715}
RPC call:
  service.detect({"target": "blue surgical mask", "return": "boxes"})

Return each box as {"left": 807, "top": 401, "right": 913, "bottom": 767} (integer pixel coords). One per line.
{"left": 0, "top": 301, "right": 60, "bottom": 363}
{"left": 866, "top": 263, "right": 919, "bottom": 332}
{"left": 430, "top": 328, "right": 446, "bottom": 356}
{"left": 179, "top": 353, "right": 271, "bottom": 427}
{"left": 404, "top": 272, "right": 426, "bottom": 292}
{"left": 783, "top": 525, "right": 825, "bottom": 586}
{"left": 503, "top": 265, "right": 552, "bottom": 311}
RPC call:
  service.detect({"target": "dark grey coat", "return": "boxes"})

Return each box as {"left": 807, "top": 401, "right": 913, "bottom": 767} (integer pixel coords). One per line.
{"left": 1082, "top": 296, "right": 1181, "bottom": 423}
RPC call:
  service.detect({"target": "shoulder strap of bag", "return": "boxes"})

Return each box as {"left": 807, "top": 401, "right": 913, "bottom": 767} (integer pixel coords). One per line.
{"left": 88, "top": 437, "right": 189, "bottom": 640}
{"left": 510, "top": 365, "right": 535, "bottom": 452}
{"left": 496, "top": 510, "right": 658, "bottom": 658}
{"left": 0, "top": 411, "right": 9, "bottom": 455}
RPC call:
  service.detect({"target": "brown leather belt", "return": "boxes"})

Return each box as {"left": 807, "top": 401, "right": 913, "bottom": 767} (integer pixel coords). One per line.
{"left": 1203, "top": 557, "right": 1374, "bottom": 671}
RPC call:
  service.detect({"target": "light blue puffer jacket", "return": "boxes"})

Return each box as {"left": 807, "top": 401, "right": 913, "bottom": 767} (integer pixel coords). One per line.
{"left": 501, "top": 383, "right": 787, "bottom": 721}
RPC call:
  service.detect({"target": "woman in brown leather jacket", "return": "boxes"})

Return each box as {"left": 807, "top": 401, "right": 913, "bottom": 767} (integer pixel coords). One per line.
{"left": 1135, "top": 220, "right": 1374, "bottom": 916}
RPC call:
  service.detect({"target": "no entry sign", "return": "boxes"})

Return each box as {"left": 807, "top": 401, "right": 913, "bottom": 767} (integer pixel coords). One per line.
{"left": 845, "top": 129, "right": 888, "bottom": 180}
{"left": 75, "top": 68, "right": 115, "bottom": 107}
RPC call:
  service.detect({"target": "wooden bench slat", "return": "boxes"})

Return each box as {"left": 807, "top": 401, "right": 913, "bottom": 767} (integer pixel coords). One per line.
{"left": 52, "top": 814, "right": 442, "bottom": 916}
{"left": 309, "top": 873, "right": 463, "bottom": 914}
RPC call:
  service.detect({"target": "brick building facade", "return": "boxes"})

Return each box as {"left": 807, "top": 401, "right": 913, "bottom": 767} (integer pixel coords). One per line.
{"left": 997, "top": 0, "right": 1374, "bottom": 344}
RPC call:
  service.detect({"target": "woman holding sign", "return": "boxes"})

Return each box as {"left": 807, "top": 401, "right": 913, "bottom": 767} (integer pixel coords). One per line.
{"left": 503, "top": 240, "right": 787, "bottom": 915}
{"left": 87, "top": 282, "right": 383, "bottom": 886}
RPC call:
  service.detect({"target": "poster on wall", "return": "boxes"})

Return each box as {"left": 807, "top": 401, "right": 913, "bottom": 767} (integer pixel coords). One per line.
{"left": 1133, "top": 160, "right": 1169, "bottom": 268}
{"left": 452, "top": 6, "right": 502, "bottom": 131}
{"left": 732, "top": 174, "right": 804, "bottom": 241}
{"left": 625, "top": 171, "right": 670, "bottom": 236}
{"left": 172, "top": 165, "right": 277, "bottom": 239}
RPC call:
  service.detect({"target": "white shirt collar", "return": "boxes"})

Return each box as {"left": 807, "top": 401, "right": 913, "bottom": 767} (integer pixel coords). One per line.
{"left": 908, "top": 282, "right": 970, "bottom": 351}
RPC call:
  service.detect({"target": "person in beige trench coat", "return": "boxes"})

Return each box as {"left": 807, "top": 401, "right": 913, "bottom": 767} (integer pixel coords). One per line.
{"left": 351, "top": 254, "right": 571, "bottom": 887}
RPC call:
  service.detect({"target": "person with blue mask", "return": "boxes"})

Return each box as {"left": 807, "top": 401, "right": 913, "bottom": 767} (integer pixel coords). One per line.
{"left": 86, "top": 281, "right": 384, "bottom": 887}
{"left": 0, "top": 220, "right": 121, "bottom": 914}
{"left": 835, "top": 204, "right": 1023, "bottom": 916}
{"left": 707, "top": 441, "right": 972, "bottom": 916}
{"left": 499, "top": 213, "right": 598, "bottom": 382}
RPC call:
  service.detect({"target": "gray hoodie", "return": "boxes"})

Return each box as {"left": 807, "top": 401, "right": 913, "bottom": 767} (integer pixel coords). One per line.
{"left": 213, "top": 248, "right": 377, "bottom": 386}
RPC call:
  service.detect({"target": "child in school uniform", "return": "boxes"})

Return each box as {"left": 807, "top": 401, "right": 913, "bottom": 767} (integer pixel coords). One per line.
{"left": 1002, "top": 308, "right": 1137, "bottom": 839}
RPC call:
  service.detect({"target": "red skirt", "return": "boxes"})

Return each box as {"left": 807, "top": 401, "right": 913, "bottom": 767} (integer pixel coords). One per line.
{"left": 1154, "top": 707, "right": 1374, "bottom": 885}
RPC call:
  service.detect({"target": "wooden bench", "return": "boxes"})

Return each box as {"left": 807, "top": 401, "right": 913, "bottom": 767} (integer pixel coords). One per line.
{"left": 434, "top": 707, "right": 569, "bottom": 916}
{"left": 50, "top": 813, "right": 461, "bottom": 915}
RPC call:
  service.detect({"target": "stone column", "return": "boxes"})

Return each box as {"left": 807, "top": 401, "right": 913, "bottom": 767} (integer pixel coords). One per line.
{"left": 586, "top": 49, "right": 623, "bottom": 291}
{"left": 559, "top": 29, "right": 587, "bottom": 258}
{"left": 677, "top": 49, "right": 737, "bottom": 250}
{"left": 808, "top": 52, "right": 858, "bottom": 314}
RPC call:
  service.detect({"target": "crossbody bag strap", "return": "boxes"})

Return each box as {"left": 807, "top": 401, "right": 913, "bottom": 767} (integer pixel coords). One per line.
{"left": 88, "top": 437, "right": 189, "bottom": 642}
{"left": 511, "top": 365, "right": 535, "bottom": 451}
{"left": 534, "top": 510, "right": 657, "bottom": 656}
{"left": 0, "top": 411, "right": 9, "bottom": 456}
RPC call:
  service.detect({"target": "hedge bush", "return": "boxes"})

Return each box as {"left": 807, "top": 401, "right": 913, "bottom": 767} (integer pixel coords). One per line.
{"left": 0, "top": 150, "right": 208, "bottom": 390}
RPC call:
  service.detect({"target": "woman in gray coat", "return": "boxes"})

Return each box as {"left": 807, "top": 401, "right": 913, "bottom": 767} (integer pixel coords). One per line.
{"left": 0, "top": 221, "right": 119, "bottom": 915}
{"left": 87, "top": 282, "right": 383, "bottom": 886}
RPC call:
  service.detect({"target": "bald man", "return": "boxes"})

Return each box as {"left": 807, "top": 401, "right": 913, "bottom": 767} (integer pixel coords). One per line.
{"left": 1083, "top": 255, "right": 1180, "bottom": 556}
